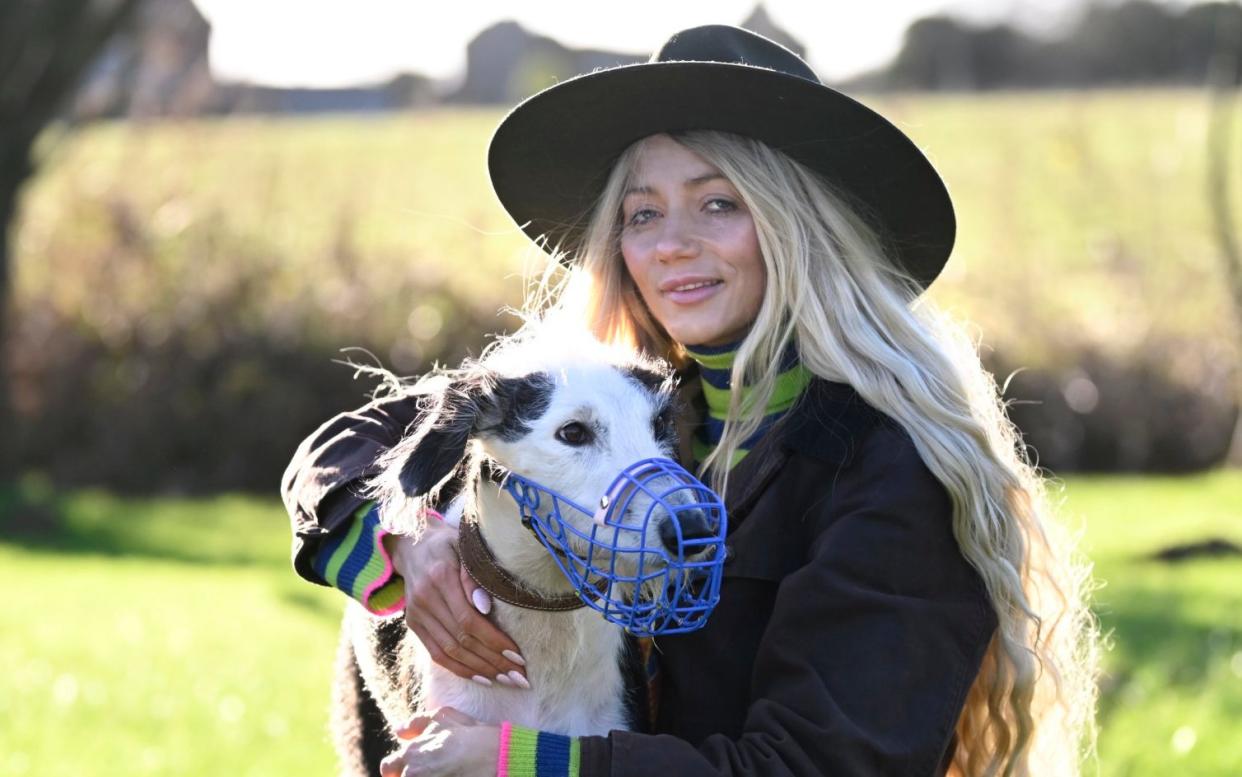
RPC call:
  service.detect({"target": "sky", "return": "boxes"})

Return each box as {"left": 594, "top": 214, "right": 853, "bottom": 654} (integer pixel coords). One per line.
{"left": 192, "top": 0, "right": 1193, "bottom": 89}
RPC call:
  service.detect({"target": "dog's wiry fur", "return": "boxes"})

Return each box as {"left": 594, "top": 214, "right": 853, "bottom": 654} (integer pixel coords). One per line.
{"left": 332, "top": 332, "right": 679, "bottom": 771}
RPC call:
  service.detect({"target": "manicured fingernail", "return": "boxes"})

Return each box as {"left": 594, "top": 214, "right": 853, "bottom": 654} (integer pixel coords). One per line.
{"left": 508, "top": 670, "right": 531, "bottom": 690}
{"left": 471, "top": 675, "right": 493, "bottom": 687}
{"left": 502, "top": 650, "right": 526, "bottom": 666}
{"left": 495, "top": 673, "right": 515, "bottom": 687}
{"left": 472, "top": 589, "right": 492, "bottom": 615}
{"left": 401, "top": 713, "right": 426, "bottom": 730}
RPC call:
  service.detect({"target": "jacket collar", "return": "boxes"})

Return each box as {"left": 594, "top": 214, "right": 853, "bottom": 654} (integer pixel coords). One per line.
{"left": 779, "top": 377, "right": 884, "bottom": 466}
{"left": 678, "top": 374, "right": 883, "bottom": 519}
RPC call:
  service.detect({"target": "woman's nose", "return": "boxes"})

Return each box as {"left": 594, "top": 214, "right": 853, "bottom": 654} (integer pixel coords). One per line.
{"left": 654, "top": 212, "right": 699, "bottom": 262}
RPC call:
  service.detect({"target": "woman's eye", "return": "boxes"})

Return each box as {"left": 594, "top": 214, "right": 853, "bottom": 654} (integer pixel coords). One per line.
{"left": 555, "top": 421, "right": 593, "bottom": 446}
{"left": 626, "top": 207, "right": 658, "bottom": 227}
{"left": 625, "top": 199, "right": 734, "bottom": 227}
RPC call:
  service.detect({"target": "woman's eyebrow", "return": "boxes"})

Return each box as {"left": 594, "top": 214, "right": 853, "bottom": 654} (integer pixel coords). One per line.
{"left": 624, "top": 173, "right": 727, "bottom": 198}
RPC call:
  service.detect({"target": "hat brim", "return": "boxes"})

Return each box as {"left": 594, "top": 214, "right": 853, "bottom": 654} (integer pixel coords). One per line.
{"left": 487, "top": 61, "right": 955, "bottom": 288}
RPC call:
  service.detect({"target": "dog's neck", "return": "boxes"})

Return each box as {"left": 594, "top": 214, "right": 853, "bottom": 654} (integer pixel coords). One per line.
{"left": 470, "top": 479, "right": 579, "bottom": 598}
{"left": 444, "top": 477, "right": 629, "bottom": 735}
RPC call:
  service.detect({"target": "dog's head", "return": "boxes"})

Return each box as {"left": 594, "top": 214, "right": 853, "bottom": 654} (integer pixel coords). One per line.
{"left": 378, "top": 336, "right": 716, "bottom": 568}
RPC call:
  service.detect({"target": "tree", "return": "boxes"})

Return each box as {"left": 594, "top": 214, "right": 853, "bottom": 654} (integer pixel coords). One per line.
{"left": 0, "top": 0, "right": 141, "bottom": 482}
{"left": 1203, "top": 5, "right": 1242, "bottom": 464}
{"left": 888, "top": 16, "right": 976, "bottom": 90}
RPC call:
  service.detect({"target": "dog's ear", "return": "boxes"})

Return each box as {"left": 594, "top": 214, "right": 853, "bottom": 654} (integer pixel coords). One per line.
{"left": 392, "top": 378, "right": 483, "bottom": 497}
{"left": 386, "top": 368, "right": 554, "bottom": 498}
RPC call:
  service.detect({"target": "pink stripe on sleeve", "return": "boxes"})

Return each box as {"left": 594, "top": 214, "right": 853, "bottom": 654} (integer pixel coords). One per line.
{"left": 360, "top": 527, "right": 404, "bottom": 615}
{"left": 496, "top": 720, "right": 513, "bottom": 777}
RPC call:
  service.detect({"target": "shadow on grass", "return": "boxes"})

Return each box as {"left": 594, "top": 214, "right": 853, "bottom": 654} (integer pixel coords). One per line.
{"left": 3, "top": 524, "right": 283, "bottom": 568}
{"left": 1095, "top": 562, "right": 1241, "bottom": 719}
{"left": 0, "top": 478, "right": 289, "bottom": 569}
{"left": 278, "top": 585, "right": 350, "bottom": 624}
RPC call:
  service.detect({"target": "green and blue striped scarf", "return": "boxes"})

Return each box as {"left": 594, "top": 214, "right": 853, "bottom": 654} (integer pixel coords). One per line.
{"left": 684, "top": 340, "right": 813, "bottom": 470}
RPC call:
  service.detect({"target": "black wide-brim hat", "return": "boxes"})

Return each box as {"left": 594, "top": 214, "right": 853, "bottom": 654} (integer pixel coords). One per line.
{"left": 487, "top": 24, "right": 955, "bottom": 289}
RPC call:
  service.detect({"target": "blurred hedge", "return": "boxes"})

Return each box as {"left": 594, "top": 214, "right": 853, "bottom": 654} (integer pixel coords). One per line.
{"left": 7, "top": 101, "right": 1240, "bottom": 492}
{"left": 7, "top": 201, "right": 519, "bottom": 493}
{"left": 989, "top": 342, "right": 1238, "bottom": 473}
{"left": 8, "top": 190, "right": 1234, "bottom": 492}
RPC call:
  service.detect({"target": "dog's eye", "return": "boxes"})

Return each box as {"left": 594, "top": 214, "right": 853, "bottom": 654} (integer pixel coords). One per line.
{"left": 653, "top": 413, "right": 671, "bottom": 441}
{"left": 555, "top": 421, "right": 593, "bottom": 446}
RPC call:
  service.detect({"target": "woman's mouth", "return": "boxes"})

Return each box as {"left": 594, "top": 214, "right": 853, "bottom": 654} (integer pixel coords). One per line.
{"left": 662, "top": 279, "right": 723, "bottom": 305}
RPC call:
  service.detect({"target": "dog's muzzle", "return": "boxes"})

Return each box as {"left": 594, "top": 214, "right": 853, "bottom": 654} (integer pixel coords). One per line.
{"left": 502, "top": 457, "right": 727, "bottom": 637}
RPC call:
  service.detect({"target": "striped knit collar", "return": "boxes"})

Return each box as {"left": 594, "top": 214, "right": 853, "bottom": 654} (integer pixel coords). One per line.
{"left": 683, "top": 339, "right": 813, "bottom": 468}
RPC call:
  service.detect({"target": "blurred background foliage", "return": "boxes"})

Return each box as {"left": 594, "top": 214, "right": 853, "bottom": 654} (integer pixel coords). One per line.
{"left": 8, "top": 93, "right": 1240, "bottom": 491}
{"left": 1, "top": 1, "right": 1241, "bottom": 775}
{"left": 11, "top": 114, "right": 520, "bottom": 491}
{"left": 2, "top": 0, "right": 1241, "bottom": 492}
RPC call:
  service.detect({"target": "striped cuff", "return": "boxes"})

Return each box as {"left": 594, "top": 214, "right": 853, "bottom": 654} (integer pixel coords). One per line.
{"left": 497, "top": 722, "right": 580, "bottom": 777}
{"left": 312, "top": 501, "right": 404, "bottom": 615}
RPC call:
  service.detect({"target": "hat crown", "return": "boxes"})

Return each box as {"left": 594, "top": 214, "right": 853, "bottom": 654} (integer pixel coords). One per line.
{"left": 650, "top": 24, "right": 820, "bottom": 84}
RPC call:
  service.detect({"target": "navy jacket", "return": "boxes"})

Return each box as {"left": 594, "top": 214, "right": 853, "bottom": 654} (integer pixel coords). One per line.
{"left": 281, "top": 378, "right": 997, "bottom": 777}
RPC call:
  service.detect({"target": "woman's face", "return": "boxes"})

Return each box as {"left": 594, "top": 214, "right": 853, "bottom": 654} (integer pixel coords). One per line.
{"left": 619, "top": 134, "right": 766, "bottom": 348}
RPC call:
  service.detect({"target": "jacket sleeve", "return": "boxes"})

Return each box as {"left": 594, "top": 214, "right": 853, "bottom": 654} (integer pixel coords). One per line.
{"left": 309, "top": 500, "right": 406, "bottom": 615}
{"left": 280, "top": 392, "right": 427, "bottom": 586}
{"left": 579, "top": 423, "right": 998, "bottom": 777}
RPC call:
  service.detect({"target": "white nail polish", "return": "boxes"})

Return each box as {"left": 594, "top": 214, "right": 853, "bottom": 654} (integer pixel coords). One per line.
{"left": 495, "top": 673, "right": 515, "bottom": 687}
{"left": 508, "top": 670, "right": 531, "bottom": 690}
{"left": 471, "top": 675, "right": 493, "bottom": 687}
{"left": 472, "top": 589, "right": 492, "bottom": 615}
{"left": 502, "top": 649, "right": 526, "bottom": 666}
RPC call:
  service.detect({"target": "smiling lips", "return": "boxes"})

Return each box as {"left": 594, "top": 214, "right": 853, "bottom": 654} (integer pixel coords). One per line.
{"left": 660, "top": 276, "right": 723, "bottom": 305}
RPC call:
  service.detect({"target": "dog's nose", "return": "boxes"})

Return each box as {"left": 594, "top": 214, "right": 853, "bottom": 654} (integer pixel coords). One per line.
{"left": 659, "top": 509, "right": 715, "bottom": 553}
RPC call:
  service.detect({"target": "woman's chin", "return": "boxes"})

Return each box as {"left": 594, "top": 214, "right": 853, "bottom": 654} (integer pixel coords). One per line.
{"left": 654, "top": 313, "right": 715, "bottom": 347}
{"left": 663, "top": 322, "right": 745, "bottom": 349}
{"left": 665, "top": 325, "right": 721, "bottom": 348}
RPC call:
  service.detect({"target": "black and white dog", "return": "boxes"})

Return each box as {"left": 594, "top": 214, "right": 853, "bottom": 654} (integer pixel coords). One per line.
{"left": 332, "top": 335, "right": 694, "bottom": 771}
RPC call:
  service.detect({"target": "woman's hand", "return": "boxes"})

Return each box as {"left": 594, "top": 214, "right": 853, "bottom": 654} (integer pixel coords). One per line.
{"left": 383, "top": 520, "right": 529, "bottom": 688}
{"left": 379, "top": 707, "right": 498, "bottom": 777}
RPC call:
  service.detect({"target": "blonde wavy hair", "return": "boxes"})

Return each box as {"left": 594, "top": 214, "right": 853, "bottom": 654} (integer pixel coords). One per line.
{"left": 521, "top": 129, "right": 1100, "bottom": 777}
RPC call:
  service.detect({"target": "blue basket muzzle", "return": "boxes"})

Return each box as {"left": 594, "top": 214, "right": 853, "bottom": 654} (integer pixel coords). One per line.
{"left": 502, "top": 457, "right": 727, "bottom": 637}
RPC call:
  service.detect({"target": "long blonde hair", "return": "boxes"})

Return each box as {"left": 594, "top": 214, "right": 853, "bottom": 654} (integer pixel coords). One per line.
{"left": 522, "top": 129, "right": 1100, "bottom": 777}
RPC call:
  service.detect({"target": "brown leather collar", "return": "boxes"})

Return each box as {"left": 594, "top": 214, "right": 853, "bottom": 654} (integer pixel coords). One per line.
{"left": 458, "top": 519, "right": 586, "bottom": 612}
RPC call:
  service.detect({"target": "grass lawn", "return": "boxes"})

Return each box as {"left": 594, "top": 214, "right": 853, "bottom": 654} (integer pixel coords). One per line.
{"left": 0, "top": 490, "right": 343, "bottom": 775}
{"left": 1063, "top": 472, "right": 1242, "bottom": 776}
{"left": 1, "top": 471, "right": 1240, "bottom": 775}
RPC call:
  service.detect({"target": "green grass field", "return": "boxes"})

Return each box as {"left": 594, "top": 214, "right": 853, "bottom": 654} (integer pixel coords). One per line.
{"left": 1, "top": 473, "right": 1239, "bottom": 775}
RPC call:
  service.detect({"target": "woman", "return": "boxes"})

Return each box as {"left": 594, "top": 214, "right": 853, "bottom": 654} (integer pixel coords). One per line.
{"left": 282, "top": 25, "right": 1099, "bottom": 777}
